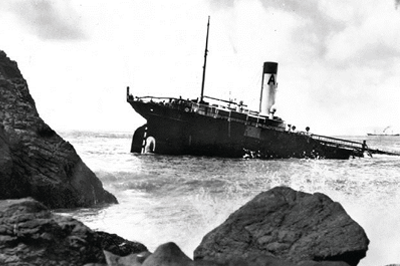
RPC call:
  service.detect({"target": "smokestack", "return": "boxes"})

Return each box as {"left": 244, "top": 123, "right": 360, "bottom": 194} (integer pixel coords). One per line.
{"left": 259, "top": 62, "right": 278, "bottom": 115}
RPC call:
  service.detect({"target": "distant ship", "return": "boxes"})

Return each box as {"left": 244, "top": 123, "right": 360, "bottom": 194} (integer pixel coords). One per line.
{"left": 367, "top": 126, "right": 400, "bottom": 137}
{"left": 126, "top": 17, "right": 372, "bottom": 159}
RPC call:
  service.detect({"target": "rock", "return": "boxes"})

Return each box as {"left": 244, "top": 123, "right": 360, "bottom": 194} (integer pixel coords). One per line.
{"left": 297, "top": 261, "right": 351, "bottom": 266}
{"left": 139, "top": 243, "right": 296, "bottom": 266}
{"left": 101, "top": 241, "right": 334, "bottom": 266}
{"left": 0, "top": 50, "right": 117, "bottom": 208}
{"left": 0, "top": 124, "right": 29, "bottom": 199}
{"left": 0, "top": 198, "right": 147, "bottom": 266}
{"left": 94, "top": 231, "right": 148, "bottom": 256}
{"left": 0, "top": 198, "right": 104, "bottom": 265}
{"left": 142, "top": 242, "right": 194, "bottom": 266}
{"left": 213, "top": 254, "right": 296, "bottom": 266}
{"left": 193, "top": 260, "right": 224, "bottom": 266}
{"left": 104, "top": 250, "right": 151, "bottom": 266}
{"left": 194, "top": 187, "right": 369, "bottom": 266}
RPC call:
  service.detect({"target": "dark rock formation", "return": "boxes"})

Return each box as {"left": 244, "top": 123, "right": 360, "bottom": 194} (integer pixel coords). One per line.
{"left": 0, "top": 198, "right": 147, "bottom": 265}
{"left": 298, "top": 261, "right": 352, "bottom": 266}
{"left": 194, "top": 186, "right": 369, "bottom": 266}
{"left": 94, "top": 231, "right": 148, "bottom": 257}
{"left": 0, "top": 50, "right": 117, "bottom": 208}
{"left": 138, "top": 242, "right": 302, "bottom": 266}
{"left": 104, "top": 250, "right": 151, "bottom": 266}
{"left": 142, "top": 242, "right": 193, "bottom": 266}
{"left": 96, "top": 242, "right": 354, "bottom": 266}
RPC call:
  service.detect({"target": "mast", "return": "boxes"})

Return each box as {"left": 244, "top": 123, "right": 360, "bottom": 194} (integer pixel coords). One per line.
{"left": 200, "top": 16, "right": 210, "bottom": 103}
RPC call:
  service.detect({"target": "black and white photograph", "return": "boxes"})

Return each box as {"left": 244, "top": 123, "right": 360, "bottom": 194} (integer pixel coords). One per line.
{"left": 1, "top": 0, "right": 400, "bottom": 265}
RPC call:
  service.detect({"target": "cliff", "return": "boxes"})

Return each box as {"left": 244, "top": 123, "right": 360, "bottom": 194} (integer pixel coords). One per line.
{"left": 0, "top": 50, "right": 117, "bottom": 208}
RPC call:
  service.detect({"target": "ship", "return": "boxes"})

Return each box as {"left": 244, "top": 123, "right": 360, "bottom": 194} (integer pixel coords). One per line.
{"left": 126, "top": 17, "right": 376, "bottom": 160}
{"left": 367, "top": 126, "right": 400, "bottom": 137}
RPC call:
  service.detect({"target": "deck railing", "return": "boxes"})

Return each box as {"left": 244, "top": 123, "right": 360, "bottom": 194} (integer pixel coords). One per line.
{"left": 128, "top": 94, "right": 283, "bottom": 128}
{"left": 310, "top": 134, "right": 365, "bottom": 151}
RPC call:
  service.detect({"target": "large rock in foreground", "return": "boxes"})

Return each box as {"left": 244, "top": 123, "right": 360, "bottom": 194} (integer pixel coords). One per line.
{"left": 194, "top": 187, "right": 369, "bottom": 266}
{"left": 0, "top": 198, "right": 147, "bottom": 265}
{"left": 0, "top": 50, "right": 117, "bottom": 208}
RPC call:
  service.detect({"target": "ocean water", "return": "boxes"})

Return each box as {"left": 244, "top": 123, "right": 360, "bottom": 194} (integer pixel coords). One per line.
{"left": 57, "top": 131, "right": 400, "bottom": 266}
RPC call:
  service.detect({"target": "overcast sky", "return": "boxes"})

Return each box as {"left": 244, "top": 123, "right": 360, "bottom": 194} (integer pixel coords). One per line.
{"left": 1, "top": 0, "right": 400, "bottom": 135}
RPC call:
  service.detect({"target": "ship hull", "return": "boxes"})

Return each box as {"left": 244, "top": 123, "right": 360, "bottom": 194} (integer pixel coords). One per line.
{"left": 129, "top": 101, "right": 359, "bottom": 159}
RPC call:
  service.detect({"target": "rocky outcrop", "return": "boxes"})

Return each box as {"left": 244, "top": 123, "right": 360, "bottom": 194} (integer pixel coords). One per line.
{"left": 0, "top": 50, "right": 117, "bottom": 208}
{"left": 103, "top": 250, "right": 151, "bottom": 266}
{"left": 140, "top": 242, "right": 296, "bottom": 266}
{"left": 0, "top": 198, "right": 147, "bottom": 265}
{"left": 108, "top": 242, "right": 352, "bottom": 266}
{"left": 142, "top": 242, "right": 194, "bottom": 266}
{"left": 94, "top": 231, "right": 148, "bottom": 257}
{"left": 0, "top": 187, "right": 372, "bottom": 266}
{"left": 194, "top": 187, "right": 369, "bottom": 266}
{"left": 91, "top": 187, "right": 369, "bottom": 266}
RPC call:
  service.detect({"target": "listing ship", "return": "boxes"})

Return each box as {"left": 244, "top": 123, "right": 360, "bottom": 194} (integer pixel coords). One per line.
{"left": 126, "top": 18, "right": 374, "bottom": 159}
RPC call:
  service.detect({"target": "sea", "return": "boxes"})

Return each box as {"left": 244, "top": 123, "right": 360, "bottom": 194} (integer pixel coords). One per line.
{"left": 56, "top": 131, "right": 400, "bottom": 266}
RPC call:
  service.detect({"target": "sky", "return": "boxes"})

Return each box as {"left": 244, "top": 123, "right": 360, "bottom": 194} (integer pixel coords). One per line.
{"left": 1, "top": 0, "right": 400, "bottom": 135}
